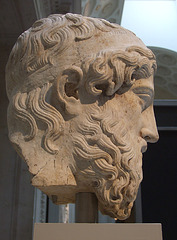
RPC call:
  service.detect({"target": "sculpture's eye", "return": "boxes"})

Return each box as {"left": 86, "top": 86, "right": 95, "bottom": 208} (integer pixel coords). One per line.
{"left": 138, "top": 93, "right": 152, "bottom": 111}
{"left": 132, "top": 87, "right": 154, "bottom": 112}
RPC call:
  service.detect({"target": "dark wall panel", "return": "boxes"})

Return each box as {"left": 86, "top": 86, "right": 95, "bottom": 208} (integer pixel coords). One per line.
{"left": 142, "top": 131, "right": 177, "bottom": 240}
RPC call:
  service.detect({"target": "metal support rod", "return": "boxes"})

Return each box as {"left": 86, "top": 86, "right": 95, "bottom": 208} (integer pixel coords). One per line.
{"left": 75, "top": 192, "right": 98, "bottom": 223}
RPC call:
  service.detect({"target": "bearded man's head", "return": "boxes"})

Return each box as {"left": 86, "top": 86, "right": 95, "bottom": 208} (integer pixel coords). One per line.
{"left": 6, "top": 13, "right": 159, "bottom": 220}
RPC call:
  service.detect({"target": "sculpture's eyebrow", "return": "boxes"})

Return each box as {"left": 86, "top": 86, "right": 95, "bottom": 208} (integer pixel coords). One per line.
{"left": 132, "top": 86, "right": 154, "bottom": 98}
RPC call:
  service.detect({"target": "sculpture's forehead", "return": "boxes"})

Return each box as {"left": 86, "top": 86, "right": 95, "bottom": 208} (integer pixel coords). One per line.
{"left": 132, "top": 75, "right": 154, "bottom": 91}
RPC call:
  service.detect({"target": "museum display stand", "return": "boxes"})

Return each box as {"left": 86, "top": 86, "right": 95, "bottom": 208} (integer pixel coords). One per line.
{"left": 33, "top": 193, "right": 163, "bottom": 240}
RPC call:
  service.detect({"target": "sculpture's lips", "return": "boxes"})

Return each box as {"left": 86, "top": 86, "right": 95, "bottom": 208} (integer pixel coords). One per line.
{"left": 141, "top": 139, "right": 148, "bottom": 153}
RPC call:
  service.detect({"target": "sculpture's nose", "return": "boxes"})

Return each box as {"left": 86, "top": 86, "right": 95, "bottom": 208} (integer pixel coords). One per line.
{"left": 141, "top": 127, "right": 159, "bottom": 143}
{"left": 140, "top": 105, "right": 159, "bottom": 143}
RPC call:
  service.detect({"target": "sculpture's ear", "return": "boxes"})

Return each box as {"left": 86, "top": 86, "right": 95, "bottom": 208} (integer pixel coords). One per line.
{"left": 53, "top": 66, "right": 83, "bottom": 117}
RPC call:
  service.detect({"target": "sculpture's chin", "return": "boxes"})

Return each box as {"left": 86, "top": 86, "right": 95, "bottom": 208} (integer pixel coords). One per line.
{"left": 95, "top": 166, "right": 142, "bottom": 220}
{"left": 99, "top": 200, "right": 134, "bottom": 220}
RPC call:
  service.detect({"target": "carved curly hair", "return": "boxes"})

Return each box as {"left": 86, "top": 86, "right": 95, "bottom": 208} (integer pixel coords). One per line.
{"left": 6, "top": 14, "right": 156, "bottom": 154}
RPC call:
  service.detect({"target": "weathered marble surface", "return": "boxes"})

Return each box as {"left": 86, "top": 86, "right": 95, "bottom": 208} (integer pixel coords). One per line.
{"left": 6, "top": 13, "right": 159, "bottom": 220}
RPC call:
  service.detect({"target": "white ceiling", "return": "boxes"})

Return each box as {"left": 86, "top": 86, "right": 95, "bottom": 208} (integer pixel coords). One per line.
{"left": 121, "top": 0, "right": 177, "bottom": 52}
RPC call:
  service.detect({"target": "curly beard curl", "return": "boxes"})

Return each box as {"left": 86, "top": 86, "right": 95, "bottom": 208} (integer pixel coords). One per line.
{"left": 72, "top": 102, "right": 143, "bottom": 220}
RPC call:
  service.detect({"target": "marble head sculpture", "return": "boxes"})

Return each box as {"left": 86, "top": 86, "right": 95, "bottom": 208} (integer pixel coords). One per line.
{"left": 6, "top": 13, "right": 159, "bottom": 220}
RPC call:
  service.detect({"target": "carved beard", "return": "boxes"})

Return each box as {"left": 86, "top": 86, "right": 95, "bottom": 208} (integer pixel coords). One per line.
{"left": 71, "top": 101, "right": 143, "bottom": 220}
